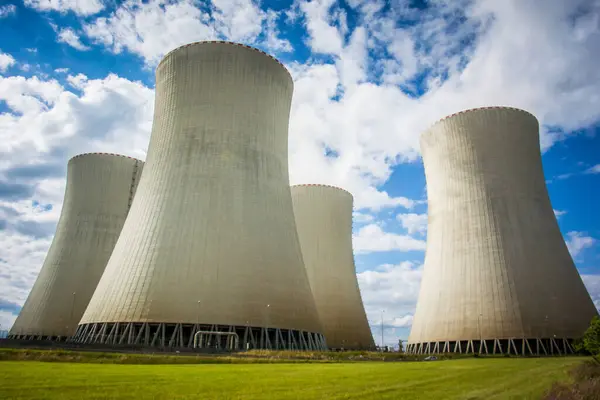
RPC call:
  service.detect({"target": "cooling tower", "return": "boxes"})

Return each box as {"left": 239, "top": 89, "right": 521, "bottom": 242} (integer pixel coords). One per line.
{"left": 75, "top": 41, "right": 325, "bottom": 350}
{"left": 407, "top": 107, "right": 598, "bottom": 356}
{"left": 9, "top": 153, "right": 143, "bottom": 339}
{"left": 291, "top": 184, "right": 375, "bottom": 350}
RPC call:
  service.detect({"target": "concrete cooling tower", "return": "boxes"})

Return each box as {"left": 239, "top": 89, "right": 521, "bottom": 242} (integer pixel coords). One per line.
{"left": 9, "top": 153, "right": 143, "bottom": 340}
{"left": 74, "top": 42, "right": 325, "bottom": 351}
{"left": 291, "top": 185, "right": 375, "bottom": 350}
{"left": 407, "top": 107, "right": 598, "bottom": 356}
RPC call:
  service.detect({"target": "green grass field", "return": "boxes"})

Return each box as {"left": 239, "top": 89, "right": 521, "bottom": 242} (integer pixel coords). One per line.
{"left": 0, "top": 357, "right": 585, "bottom": 399}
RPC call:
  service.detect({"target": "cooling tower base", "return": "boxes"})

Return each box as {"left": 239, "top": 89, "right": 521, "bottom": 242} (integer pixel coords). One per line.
{"left": 7, "top": 334, "right": 69, "bottom": 341}
{"left": 406, "top": 337, "right": 576, "bottom": 356}
{"left": 73, "top": 322, "right": 327, "bottom": 351}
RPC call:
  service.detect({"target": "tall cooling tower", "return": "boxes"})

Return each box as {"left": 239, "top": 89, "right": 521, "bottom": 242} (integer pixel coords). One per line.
{"left": 75, "top": 42, "right": 325, "bottom": 350}
{"left": 291, "top": 185, "right": 375, "bottom": 350}
{"left": 9, "top": 153, "right": 143, "bottom": 339}
{"left": 407, "top": 107, "right": 598, "bottom": 356}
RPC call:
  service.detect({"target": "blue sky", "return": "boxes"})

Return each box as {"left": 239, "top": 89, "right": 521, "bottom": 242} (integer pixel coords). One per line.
{"left": 0, "top": 0, "right": 599, "bottom": 346}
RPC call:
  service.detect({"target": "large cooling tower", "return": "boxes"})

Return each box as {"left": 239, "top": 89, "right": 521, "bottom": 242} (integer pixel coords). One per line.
{"left": 75, "top": 42, "right": 325, "bottom": 350}
{"left": 407, "top": 107, "right": 598, "bottom": 356}
{"left": 291, "top": 184, "right": 375, "bottom": 350}
{"left": 9, "top": 153, "right": 143, "bottom": 339}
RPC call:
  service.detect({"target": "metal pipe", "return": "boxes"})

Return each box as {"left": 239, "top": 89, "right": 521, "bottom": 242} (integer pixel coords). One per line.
{"left": 193, "top": 331, "right": 240, "bottom": 350}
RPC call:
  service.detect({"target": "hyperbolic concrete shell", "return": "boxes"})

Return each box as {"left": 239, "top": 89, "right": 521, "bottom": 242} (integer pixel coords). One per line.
{"left": 407, "top": 107, "right": 598, "bottom": 355}
{"left": 77, "top": 41, "right": 324, "bottom": 350}
{"left": 291, "top": 185, "right": 375, "bottom": 350}
{"left": 9, "top": 153, "right": 143, "bottom": 338}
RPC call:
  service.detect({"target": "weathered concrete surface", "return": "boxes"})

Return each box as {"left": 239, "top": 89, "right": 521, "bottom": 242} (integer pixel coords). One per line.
{"left": 10, "top": 153, "right": 143, "bottom": 338}
{"left": 80, "top": 42, "right": 322, "bottom": 334}
{"left": 291, "top": 185, "right": 375, "bottom": 350}
{"left": 408, "top": 107, "right": 598, "bottom": 347}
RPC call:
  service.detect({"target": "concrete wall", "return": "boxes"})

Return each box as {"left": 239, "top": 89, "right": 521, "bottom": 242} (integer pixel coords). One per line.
{"left": 408, "top": 107, "right": 598, "bottom": 346}
{"left": 10, "top": 153, "right": 143, "bottom": 337}
{"left": 291, "top": 185, "right": 375, "bottom": 349}
{"left": 80, "top": 42, "right": 322, "bottom": 334}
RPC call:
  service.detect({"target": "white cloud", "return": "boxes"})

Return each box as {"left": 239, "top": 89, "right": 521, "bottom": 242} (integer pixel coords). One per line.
{"left": 264, "top": 10, "right": 293, "bottom": 52}
{"left": 84, "top": 0, "right": 216, "bottom": 66}
{"left": 298, "top": 0, "right": 343, "bottom": 55}
{"left": 54, "top": 68, "right": 70, "bottom": 74}
{"left": 396, "top": 213, "right": 428, "bottom": 235}
{"left": 0, "top": 4, "right": 16, "bottom": 18}
{"left": 353, "top": 224, "right": 426, "bottom": 254}
{"left": 553, "top": 209, "right": 567, "bottom": 218}
{"left": 56, "top": 28, "right": 90, "bottom": 51}
{"left": 585, "top": 164, "right": 600, "bottom": 174}
{"left": 566, "top": 231, "right": 596, "bottom": 258}
{"left": 211, "top": 0, "right": 265, "bottom": 42}
{"left": 353, "top": 211, "right": 374, "bottom": 224}
{"left": 582, "top": 274, "right": 600, "bottom": 311}
{"left": 0, "top": 231, "right": 52, "bottom": 318}
{"left": 358, "top": 261, "right": 423, "bottom": 343}
{"left": 0, "top": 51, "right": 15, "bottom": 72}
{"left": 23, "top": 0, "right": 104, "bottom": 16}
{"left": 389, "top": 314, "right": 414, "bottom": 328}
{"left": 0, "top": 311, "right": 18, "bottom": 334}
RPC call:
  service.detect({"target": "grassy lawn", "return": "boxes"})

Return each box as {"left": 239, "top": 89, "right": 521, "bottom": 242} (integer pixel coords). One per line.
{"left": 0, "top": 357, "right": 584, "bottom": 399}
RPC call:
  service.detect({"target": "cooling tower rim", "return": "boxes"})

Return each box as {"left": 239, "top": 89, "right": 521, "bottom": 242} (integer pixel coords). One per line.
{"left": 291, "top": 183, "right": 353, "bottom": 197}
{"left": 427, "top": 106, "right": 538, "bottom": 131}
{"left": 69, "top": 152, "right": 143, "bottom": 164}
{"left": 157, "top": 41, "right": 292, "bottom": 81}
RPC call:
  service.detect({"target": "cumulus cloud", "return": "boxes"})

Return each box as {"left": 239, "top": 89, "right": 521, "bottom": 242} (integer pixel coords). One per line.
{"left": 0, "top": 231, "right": 52, "bottom": 314}
{"left": 298, "top": 0, "right": 344, "bottom": 55}
{"left": 24, "top": 0, "right": 105, "bottom": 16}
{"left": 566, "top": 231, "right": 596, "bottom": 258}
{"left": 0, "top": 4, "right": 16, "bottom": 18}
{"left": 211, "top": 0, "right": 265, "bottom": 42}
{"left": 0, "top": 72, "right": 153, "bottom": 202}
{"left": 352, "top": 211, "right": 374, "bottom": 224}
{"left": 263, "top": 10, "right": 293, "bottom": 52}
{"left": 56, "top": 27, "right": 90, "bottom": 51}
{"left": 84, "top": 0, "right": 217, "bottom": 65}
{"left": 358, "top": 261, "right": 423, "bottom": 344}
{"left": 396, "top": 213, "right": 428, "bottom": 235}
{"left": 0, "top": 51, "right": 15, "bottom": 72}
{"left": 353, "top": 224, "right": 426, "bottom": 254}
{"left": 582, "top": 274, "right": 600, "bottom": 311}
{"left": 82, "top": 0, "right": 290, "bottom": 65}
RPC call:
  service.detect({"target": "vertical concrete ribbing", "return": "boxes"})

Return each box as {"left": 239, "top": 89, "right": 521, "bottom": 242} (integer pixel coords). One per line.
{"left": 409, "top": 107, "right": 597, "bottom": 347}
{"left": 10, "top": 154, "right": 143, "bottom": 337}
{"left": 79, "top": 42, "right": 322, "bottom": 335}
{"left": 291, "top": 185, "right": 375, "bottom": 350}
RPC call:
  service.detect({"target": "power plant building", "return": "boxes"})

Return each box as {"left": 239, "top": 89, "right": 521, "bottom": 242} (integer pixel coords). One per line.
{"left": 291, "top": 184, "right": 375, "bottom": 350}
{"left": 9, "top": 153, "right": 143, "bottom": 339}
{"left": 74, "top": 42, "right": 325, "bottom": 350}
{"left": 407, "top": 107, "right": 598, "bottom": 355}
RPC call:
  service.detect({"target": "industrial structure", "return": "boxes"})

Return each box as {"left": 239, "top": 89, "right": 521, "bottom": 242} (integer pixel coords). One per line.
{"left": 9, "top": 153, "right": 143, "bottom": 339}
{"left": 291, "top": 184, "right": 375, "bottom": 350}
{"left": 407, "top": 107, "right": 598, "bottom": 355}
{"left": 74, "top": 42, "right": 325, "bottom": 350}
